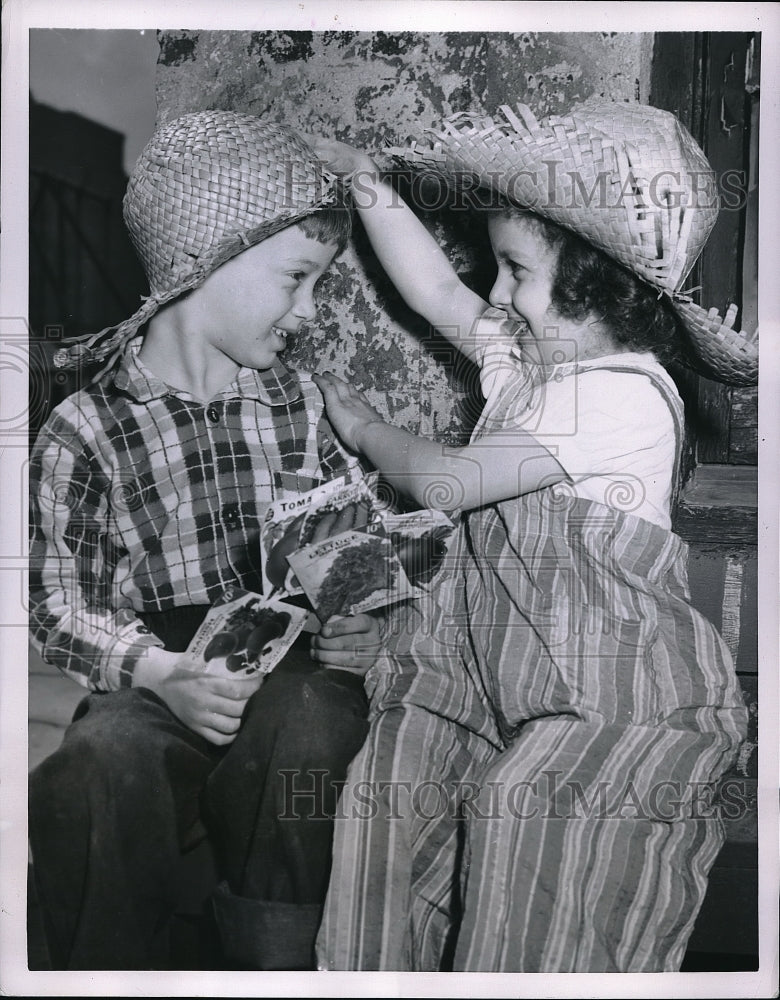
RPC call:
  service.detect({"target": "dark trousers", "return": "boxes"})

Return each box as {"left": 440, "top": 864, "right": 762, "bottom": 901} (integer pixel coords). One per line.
{"left": 28, "top": 608, "right": 369, "bottom": 971}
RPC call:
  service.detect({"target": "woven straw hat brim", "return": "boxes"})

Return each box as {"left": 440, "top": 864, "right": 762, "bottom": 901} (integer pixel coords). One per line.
{"left": 54, "top": 112, "right": 342, "bottom": 377}
{"left": 387, "top": 100, "right": 758, "bottom": 386}
{"left": 675, "top": 300, "right": 758, "bottom": 387}
{"left": 53, "top": 201, "right": 335, "bottom": 378}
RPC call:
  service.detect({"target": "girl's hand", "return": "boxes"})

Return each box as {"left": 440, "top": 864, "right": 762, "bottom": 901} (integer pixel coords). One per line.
{"left": 305, "top": 134, "right": 377, "bottom": 180}
{"left": 310, "top": 612, "right": 381, "bottom": 676}
{"left": 312, "top": 372, "right": 385, "bottom": 453}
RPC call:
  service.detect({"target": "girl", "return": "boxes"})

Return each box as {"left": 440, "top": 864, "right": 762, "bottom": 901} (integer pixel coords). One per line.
{"left": 309, "top": 100, "right": 755, "bottom": 972}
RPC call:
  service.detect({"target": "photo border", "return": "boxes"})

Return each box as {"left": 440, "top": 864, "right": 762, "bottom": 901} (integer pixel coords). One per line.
{"left": 2, "top": 2, "right": 778, "bottom": 997}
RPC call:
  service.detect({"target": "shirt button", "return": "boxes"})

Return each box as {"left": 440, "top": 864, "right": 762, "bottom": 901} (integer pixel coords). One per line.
{"left": 206, "top": 406, "right": 220, "bottom": 424}
{"left": 223, "top": 503, "right": 240, "bottom": 530}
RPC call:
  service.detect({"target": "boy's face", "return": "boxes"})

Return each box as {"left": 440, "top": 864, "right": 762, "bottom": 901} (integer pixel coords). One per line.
{"left": 194, "top": 225, "right": 339, "bottom": 371}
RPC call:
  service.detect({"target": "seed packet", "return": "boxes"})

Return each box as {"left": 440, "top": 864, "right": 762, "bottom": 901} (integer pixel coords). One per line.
{"left": 382, "top": 510, "right": 457, "bottom": 587}
{"left": 260, "top": 476, "right": 385, "bottom": 597}
{"left": 287, "top": 528, "right": 422, "bottom": 623}
{"left": 184, "top": 586, "right": 310, "bottom": 677}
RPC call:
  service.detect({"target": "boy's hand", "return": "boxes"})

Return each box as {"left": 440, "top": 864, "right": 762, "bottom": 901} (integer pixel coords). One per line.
{"left": 310, "top": 612, "right": 381, "bottom": 676}
{"left": 313, "top": 372, "right": 385, "bottom": 453}
{"left": 305, "top": 135, "right": 377, "bottom": 181}
{"left": 134, "top": 649, "right": 265, "bottom": 745}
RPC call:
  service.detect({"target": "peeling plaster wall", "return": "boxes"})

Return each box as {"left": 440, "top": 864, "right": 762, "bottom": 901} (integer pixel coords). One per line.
{"left": 155, "top": 30, "right": 653, "bottom": 441}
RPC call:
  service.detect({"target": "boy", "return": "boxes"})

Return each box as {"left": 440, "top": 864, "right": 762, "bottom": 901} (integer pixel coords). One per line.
{"left": 28, "top": 111, "right": 379, "bottom": 971}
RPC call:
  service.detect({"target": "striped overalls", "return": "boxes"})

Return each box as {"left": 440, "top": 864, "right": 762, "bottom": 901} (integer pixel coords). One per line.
{"left": 316, "top": 358, "right": 747, "bottom": 972}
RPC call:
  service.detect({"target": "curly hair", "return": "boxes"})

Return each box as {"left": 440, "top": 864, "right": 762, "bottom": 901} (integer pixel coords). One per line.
{"left": 495, "top": 206, "right": 682, "bottom": 364}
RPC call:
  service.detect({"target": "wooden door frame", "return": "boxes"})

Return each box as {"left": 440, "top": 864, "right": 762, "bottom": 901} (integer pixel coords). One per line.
{"left": 651, "top": 31, "right": 759, "bottom": 544}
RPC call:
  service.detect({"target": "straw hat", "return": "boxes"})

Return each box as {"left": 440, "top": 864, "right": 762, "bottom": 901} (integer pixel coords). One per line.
{"left": 388, "top": 99, "right": 758, "bottom": 386}
{"left": 54, "top": 110, "right": 341, "bottom": 375}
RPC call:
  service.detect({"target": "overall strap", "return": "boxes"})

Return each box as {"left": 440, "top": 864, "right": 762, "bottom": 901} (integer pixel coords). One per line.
{"left": 588, "top": 362, "right": 685, "bottom": 510}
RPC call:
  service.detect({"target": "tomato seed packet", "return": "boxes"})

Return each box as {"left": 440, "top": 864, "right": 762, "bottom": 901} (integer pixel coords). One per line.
{"left": 260, "top": 475, "right": 385, "bottom": 597}
{"left": 184, "top": 586, "right": 310, "bottom": 677}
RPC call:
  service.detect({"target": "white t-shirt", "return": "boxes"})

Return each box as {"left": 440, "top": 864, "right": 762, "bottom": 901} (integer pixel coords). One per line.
{"left": 472, "top": 308, "right": 680, "bottom": 530}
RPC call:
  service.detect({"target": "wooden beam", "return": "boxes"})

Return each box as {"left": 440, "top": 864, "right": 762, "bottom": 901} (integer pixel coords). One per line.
{"left": 673, "top": 463, "right": 757, "bottom": 543}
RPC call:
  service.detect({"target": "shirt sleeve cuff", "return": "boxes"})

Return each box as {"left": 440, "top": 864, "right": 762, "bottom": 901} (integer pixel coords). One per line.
{"left": 97, "top": 617, "right": 165, "bottom": 689}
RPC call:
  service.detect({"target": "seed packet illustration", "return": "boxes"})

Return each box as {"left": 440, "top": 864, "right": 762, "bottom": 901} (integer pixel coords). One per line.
{"left": 297, "top": 479, "right": 385, "bottom": 548}
{"left": 184, "top": 586, "right": 309, "bottom": 677}
{"left": 382, "top": 510, "right": 457, "bottom": 586}
{"left": 286, "top": 530, "right": 422, "bottom": 624}
{"left": 260, "top": 481, "right": 339, "bottom": 595}
{"left": 261, "top": 477, "right": 384, "bottom": 596}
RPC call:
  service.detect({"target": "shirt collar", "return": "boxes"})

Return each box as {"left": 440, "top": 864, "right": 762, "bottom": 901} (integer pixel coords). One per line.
{"left": 507, "top": 334, "right": 663, "bottom": 376}
{"left": 111, "top": 338, "right": 302, "bottom": 407}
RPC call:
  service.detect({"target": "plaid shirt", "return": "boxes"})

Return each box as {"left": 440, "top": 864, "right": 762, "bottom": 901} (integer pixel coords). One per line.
{"left": 29, "top": 341, "right": 361, "bottom": 691}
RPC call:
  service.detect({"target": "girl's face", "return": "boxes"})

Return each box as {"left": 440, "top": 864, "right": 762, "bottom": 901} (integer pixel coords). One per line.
{"left": 487, "top": 213, "right": 563, "bottom": 343}
{"left": 487, "top": 213, "right": 620, "bottom": 363}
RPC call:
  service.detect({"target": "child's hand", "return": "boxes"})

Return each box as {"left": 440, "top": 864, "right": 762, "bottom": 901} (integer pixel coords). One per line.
{"left": 310, "top": 612, "right": 381, "bottom": 676}
{"left": 163, "top": 666, "right": 267, "bottom": 745}
{"left": 305, "top": 134, "right": 377, "bottom": 180}
{"left": 312, "top": 371, "right": 385, "bottom": 452}
{"left": 135, "top": 648, "right": 265, "bottom": 745}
